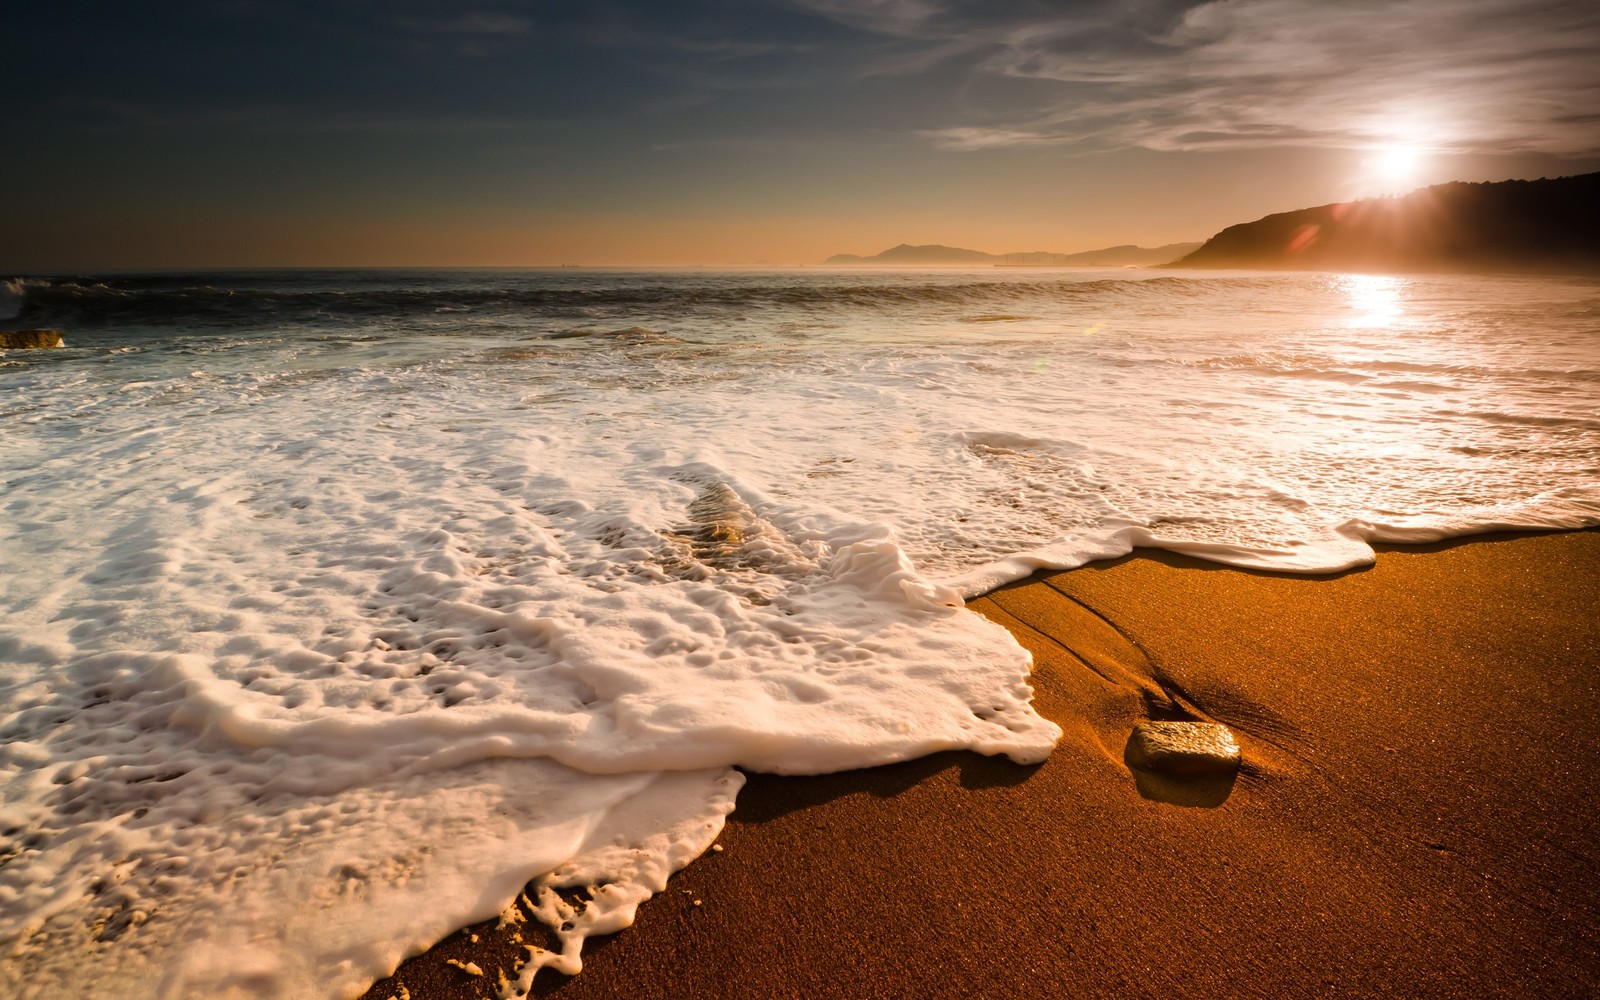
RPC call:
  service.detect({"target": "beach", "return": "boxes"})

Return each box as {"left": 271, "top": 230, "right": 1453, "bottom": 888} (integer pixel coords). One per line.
{"left": 364, "top": 528, "right": 1600, "bottom": 999}
{"left": 5, "top": 269, "right": 1598, "bottom": 998}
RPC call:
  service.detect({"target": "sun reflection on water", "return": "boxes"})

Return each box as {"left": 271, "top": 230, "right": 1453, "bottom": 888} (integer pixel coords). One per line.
{"left": 1337, "top": 273, "right": 1405, "bottom": 329}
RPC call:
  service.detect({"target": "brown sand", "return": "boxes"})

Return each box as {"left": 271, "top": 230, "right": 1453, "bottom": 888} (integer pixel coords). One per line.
{"left": 362, "top": 529, "right": 1600, "bottom": 999}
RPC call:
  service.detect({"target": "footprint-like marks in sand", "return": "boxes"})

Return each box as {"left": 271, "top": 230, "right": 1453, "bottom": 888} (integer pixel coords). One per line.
{"left": 975, "top": 576, "right": 1306, "bottom": 807}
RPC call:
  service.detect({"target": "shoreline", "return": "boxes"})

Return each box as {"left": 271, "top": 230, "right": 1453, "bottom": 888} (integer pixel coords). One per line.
{"left": 362, "top": 527, "right": 1600, "bottom": 999}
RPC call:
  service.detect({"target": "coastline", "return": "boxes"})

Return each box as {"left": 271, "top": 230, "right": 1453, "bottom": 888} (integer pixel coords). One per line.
{"left": 362, "top": 528, "right": 1600, "bottom": 999}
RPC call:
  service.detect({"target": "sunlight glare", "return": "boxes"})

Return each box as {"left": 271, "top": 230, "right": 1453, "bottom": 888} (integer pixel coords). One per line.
{"left": 1338, "top": 273, "right": 1405, "bottom": 329}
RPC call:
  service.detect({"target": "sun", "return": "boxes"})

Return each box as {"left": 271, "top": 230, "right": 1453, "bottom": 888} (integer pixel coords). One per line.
{"left": 1367, "top": 145, "right": 1425, "bottom": 191}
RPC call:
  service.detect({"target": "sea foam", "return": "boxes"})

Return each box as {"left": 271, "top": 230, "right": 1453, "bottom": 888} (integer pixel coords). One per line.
{"left": 2, "top": 268, "right": 1597, "bottom": 997}
{"left": 0, "top": 364, "right": 1057, "bottom": 998}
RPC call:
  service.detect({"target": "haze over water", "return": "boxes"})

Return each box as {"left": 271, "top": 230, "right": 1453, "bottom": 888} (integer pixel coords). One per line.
{"left": 2, "top": 267, "right": 1598, "bottom": 996}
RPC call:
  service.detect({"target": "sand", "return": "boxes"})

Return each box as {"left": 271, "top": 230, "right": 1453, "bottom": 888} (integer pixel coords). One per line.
{"left": 361, "top": 528, "right": 1600, "bottom": 999}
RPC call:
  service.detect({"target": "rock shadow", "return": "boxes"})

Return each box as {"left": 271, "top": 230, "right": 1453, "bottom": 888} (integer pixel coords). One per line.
{"left": 1123, "top": 734, "right": 1238, "bottom": 808}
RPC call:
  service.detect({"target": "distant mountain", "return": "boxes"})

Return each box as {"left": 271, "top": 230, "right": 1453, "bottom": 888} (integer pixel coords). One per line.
{"left": 827, "top": 244, "right": 997, "bottom": 265}
{"left": 1175, "top": 173, "right": 1600, "bottom": 275}
{"left": 825, "top": 242, "right": 1202, "bottom": 267}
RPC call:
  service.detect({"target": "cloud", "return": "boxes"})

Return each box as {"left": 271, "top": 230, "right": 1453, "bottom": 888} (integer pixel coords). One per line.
{"left": 783, "top": 0, "right": 949, "bottom": 39}
{"left": 795, "top": 0, "right": 1600, "bottom": 156}
{"left": 393, "top": 9, "right": 534, "bottom": 55}
{"left": 395, "top": 12, "right": 533, "bottom": 35}
{"left": 916, "top": 125, "right": 1074, "bottom": 151}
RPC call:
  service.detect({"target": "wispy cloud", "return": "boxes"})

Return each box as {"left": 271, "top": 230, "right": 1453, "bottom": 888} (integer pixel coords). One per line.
{"left": 796, "top": 0, "right": 1600, "bottom": 156}
{"left": 784, "top": 0, "right": 949, "bottom": 40}
{"left": 395, "top": 12, "right": 533, "bottom": 35}
{"left": 393, "top": 9, "right": 534, "bottom": 57}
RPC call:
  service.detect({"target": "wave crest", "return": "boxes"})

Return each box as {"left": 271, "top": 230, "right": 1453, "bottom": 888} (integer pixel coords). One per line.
{"left": 7, "top": 272, "right": 1270, "bottom": 329}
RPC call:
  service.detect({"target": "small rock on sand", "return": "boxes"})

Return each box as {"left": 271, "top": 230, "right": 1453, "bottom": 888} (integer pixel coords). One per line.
{"left": 1127, "top": 721, "right": 1241, "bottom": 776}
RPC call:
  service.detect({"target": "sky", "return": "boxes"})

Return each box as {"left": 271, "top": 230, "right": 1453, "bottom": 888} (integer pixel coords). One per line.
{"left": 3, "top": 0, "right": 1598, "bottom": 269}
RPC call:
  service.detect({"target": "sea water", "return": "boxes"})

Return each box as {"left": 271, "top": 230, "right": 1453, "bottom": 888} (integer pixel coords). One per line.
{"left": 2, "top": 268, "right": 1597, "bottom": 997}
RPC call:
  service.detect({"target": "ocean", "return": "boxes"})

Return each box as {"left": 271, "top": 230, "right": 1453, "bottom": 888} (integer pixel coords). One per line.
{"left": 3, "top": 267, "right": 1598, "bottom": 997}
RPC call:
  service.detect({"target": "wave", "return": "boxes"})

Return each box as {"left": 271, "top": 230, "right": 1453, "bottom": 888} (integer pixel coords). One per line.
{"left": 944, "top": 484, "right": 1600, "bottom": 598}
{"left": 1182, "top": 351, "right": 1600, "bottom": 385}
{"left": 3, "top": 272, "right": 1276, "bottom": 329}
{"left": 0, "top": 277, "right": 51, "bottom": 321}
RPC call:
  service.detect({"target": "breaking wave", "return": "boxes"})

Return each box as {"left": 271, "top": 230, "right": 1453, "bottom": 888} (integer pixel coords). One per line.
{"left": 3, "top": 270, "right": 1276, "bottom": 330}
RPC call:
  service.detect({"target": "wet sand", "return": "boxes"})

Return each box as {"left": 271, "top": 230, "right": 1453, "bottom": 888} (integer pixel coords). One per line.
{"left": 362, "top": 528, "right": 1600, "bottom": 999}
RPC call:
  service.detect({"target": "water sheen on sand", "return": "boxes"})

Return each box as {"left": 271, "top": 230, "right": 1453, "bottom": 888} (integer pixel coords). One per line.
{"left": 1, "top": 268, "right": 1597, "bottom": 997}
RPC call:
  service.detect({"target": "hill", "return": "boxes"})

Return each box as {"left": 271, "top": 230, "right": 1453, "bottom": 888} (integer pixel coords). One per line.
{"left": 1175, "top": 173, "right": 1600, "bottom": 274}
{"left": 825, "top": 242, "right": 1202, "bottom": 267}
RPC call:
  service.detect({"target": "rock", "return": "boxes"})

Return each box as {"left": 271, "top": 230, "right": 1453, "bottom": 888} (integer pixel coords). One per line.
{"left": 0, "top": 329, "right": 64, "bottom": 349}
{"left": 1127, "top": 721, "right": 1241, "bottom": 777}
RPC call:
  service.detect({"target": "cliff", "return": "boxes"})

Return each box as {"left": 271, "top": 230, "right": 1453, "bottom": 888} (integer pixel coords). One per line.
{"left": 1175, "top": 173, "right": 1600, "bottom": 274}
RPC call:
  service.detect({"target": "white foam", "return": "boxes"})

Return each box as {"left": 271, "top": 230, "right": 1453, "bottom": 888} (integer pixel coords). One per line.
{"left": 2, "top": 269, "right": 1597, "bottom": 997}
{"left": 0, "top": 363, "right": 1057, "bottom": 998}
{"left": 944, "top": 483, "right": 1600, "bottom": 597}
